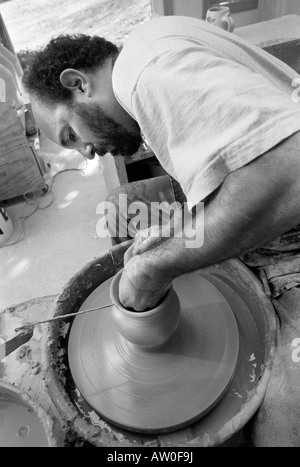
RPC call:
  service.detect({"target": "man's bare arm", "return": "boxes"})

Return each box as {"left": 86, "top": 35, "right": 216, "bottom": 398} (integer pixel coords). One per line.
{"left": 120, "top": 131, "right": 300, "bottom": 309}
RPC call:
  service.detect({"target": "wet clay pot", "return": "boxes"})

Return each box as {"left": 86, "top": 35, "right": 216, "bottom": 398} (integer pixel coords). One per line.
{"left": 110, "top": 270, "right": 181, "bottom": 349}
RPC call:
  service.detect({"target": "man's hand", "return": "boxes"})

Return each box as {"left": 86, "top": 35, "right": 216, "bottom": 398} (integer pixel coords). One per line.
{"left": 120, "top": 131, "right": 300, "bottom": 311}
{"left": 118, "top": 239, "right": 172, "bottom": 311}
{"left": 118, "top": 266, "right": 170, "bottom": 311}
{"left": 119, "top": 131, "right": 300, "bottom": 311}
{"left": 131, "top": 225, "right": 171, "bottom": 256}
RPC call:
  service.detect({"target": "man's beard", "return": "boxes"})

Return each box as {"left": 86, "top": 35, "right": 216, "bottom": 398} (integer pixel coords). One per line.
{"left": 73, "top": 102, "right": 143, "bottom": 157}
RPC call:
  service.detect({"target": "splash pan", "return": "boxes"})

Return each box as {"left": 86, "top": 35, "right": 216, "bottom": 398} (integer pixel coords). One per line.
{"left": 68, "top": 271, "right": 239, "bottom": 433}
{"left": 43, "top": 242, "right": 276, "bottom": 447}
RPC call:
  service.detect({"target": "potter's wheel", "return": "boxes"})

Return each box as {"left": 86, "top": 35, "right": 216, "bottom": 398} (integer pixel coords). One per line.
{"left": 68, "top": 272, "right": 239, "bottom": 433}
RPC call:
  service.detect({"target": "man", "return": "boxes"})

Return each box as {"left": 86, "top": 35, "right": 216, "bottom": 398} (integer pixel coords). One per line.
{"left": 23, "top": 15, "right": 300, "bottom": 309}
{"left": 24, "top": 16, "right": 300, "bottom": 445}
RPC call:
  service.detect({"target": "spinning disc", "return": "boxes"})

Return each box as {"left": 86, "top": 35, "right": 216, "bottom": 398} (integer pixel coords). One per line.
{"left": 68, "top": 272, "right": 239, "bottom": 433}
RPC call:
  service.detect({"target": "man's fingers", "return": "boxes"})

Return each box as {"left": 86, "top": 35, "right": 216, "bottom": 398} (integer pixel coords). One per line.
{"left": 134, "top": 236, "right": 155, "bottom": 255}
{"left": 133, "top": 226, "right": 165, "bottom": 255}
{"left": 123, "top": 242, "right": 136, "bottom": 264}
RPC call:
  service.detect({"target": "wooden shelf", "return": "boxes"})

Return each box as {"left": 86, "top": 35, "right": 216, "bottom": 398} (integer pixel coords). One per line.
{"left": 236, "top": 15, "right": 300, "bottom": 73}
{"left": 101, "top": 147, "right": 159, "bottom": 193}
{"left": 124, "top": 148, "right": 154, "bottom": 165}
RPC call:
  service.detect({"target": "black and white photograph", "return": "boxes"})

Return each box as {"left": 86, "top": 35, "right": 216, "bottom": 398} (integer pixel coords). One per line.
{"left": 0, "top": 0, "right": 300, "bottom": 450}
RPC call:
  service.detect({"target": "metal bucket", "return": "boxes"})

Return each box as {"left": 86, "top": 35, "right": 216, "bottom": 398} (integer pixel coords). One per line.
{"left": 42, "top": 241, "right": 276, "bottom": 447}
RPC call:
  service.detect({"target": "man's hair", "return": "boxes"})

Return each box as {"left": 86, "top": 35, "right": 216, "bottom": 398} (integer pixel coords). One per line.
{"left": 22, "top": 34, "right": 119, "bottom": 105}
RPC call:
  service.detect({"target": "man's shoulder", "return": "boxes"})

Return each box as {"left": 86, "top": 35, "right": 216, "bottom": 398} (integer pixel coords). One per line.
{"left": 126, "top": 15, "right": 207, "bottom": 43}
{"left": 115, "top": 15, "right": 210, "bottom": 79}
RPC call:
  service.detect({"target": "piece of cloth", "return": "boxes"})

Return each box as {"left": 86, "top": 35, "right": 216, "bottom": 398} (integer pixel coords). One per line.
{"left": 112, "top": 15, "right": 300, "bottom": 209}
{"left": 244, "top": 285, "right": 300, "bottom": 447}
{"left": 241, "top": 227, "right": 300, "bottom": 445}
{"left": 242, "top": 228, "right": 300, "bottom": 299}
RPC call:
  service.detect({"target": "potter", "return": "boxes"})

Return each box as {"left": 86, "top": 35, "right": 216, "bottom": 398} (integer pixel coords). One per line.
{"left": 24, "top": 16, "right": 300, "bottom": 313}
{"left": 25, "top": 15, "right": 300, "bottom": 445}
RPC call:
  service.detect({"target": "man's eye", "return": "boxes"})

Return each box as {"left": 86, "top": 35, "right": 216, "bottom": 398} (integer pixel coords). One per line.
{"left": 68, "top": 130, "right": 77, "bottom": 143}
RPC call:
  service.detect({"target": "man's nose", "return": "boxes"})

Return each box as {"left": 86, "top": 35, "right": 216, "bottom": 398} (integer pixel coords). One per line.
{"left": 77, "top": 143, "right": 95, "bottom": 160}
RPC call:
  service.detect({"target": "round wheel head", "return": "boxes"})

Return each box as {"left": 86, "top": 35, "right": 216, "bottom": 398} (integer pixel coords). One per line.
{"left": 68, "top": 272, "right": 239, "bottom": 433}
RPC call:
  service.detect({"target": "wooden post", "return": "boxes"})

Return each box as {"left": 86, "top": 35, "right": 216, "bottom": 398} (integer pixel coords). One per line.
{"left": 0, "top": 102, "right": 46, "bottom": 201}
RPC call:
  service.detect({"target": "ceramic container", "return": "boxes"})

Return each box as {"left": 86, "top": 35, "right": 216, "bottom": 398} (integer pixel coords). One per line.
{"left": 110, "top": 270, "right": 181, "bottom": 349}
{"left": 206, "top": 6, "right": 235, "bottom": 33}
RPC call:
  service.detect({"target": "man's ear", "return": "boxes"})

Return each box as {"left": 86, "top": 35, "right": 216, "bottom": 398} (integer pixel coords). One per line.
{"left": 59, "top": 69, "right": 91, "bottom": 96}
